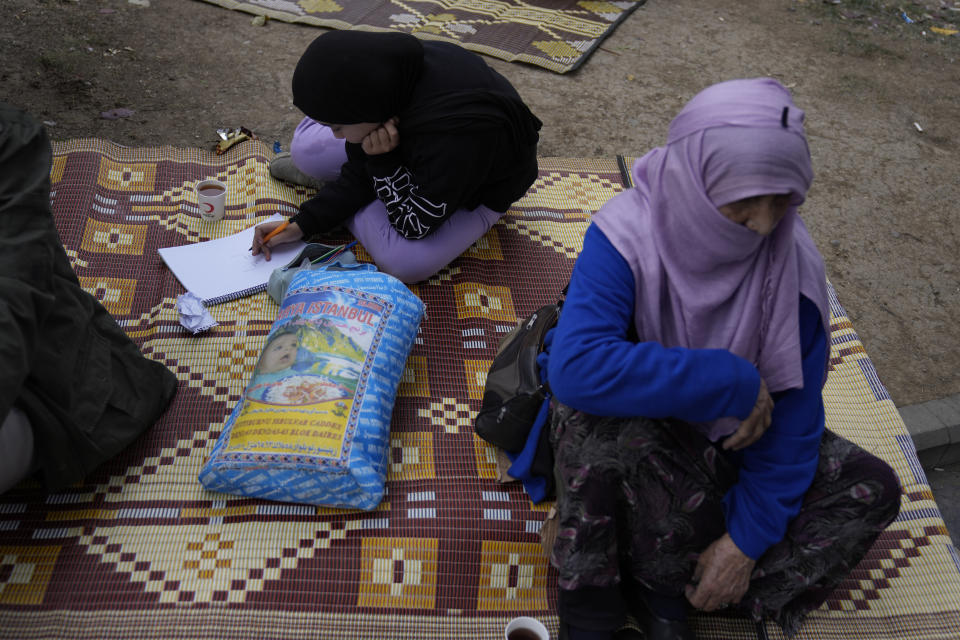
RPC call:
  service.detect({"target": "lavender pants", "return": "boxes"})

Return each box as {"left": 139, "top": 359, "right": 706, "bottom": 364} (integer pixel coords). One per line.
{"left": 289, "top": 118, "right": 504, "bottom": 283}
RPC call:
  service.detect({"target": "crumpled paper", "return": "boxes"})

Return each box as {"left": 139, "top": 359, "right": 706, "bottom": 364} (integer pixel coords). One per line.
{"left": 177, "top": 292, "right": 218, "bottom": 334}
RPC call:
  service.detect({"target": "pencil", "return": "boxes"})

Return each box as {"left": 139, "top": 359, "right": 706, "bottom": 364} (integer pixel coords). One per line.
{"left": 260, "top": 219, "right": 290, "bottom": 245}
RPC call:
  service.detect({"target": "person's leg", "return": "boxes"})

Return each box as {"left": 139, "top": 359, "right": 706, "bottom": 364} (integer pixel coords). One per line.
{"left": 550, "top": 406, "right": 730, "bottom": 638}
{"left": 557, "top": 586, "right": 626, "bottom": 640}
{"left": 612, "top": 417, "right": 735, "bottom": 640}
{"left": 289, "top": 117, "right": 348, "bottom": 181}
{"left": 271, "top": 118, "right": 347, "bottom": 188}
{"left": 551, "top": 405, "right": 629, "bottom": 639}
{"left": 346, "top": 200, "right": 502, "bottom": 283}
{"left": 614, "top": 417, "right": 735, "bottom": 596}
{"left": 0, "top": 407, "right": 35, "bottom": 494}
{"left": 742, "top": 430, "right": 901, "bottom": 636}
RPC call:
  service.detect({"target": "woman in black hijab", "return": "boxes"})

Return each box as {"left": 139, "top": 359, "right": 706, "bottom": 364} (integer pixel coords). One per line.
{"left": 252, "top": 31, "right": 542, "bottom": 283}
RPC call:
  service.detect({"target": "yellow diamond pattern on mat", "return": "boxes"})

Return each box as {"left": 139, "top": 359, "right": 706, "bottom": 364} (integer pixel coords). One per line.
{"left": 229, "top": 157, "right": 260, "bottom": 202}
{"left": 478, "top": 541, "right": 550, "bottom": 611}
{"left": 78, "top": 521, "right": 354, "bottom": 604}
{"left": 473, "top": 434, "right": 499, "bottom": 480}
{"left": 418, "top": 397, "right": 475, "bottom": 434}
{"left": 426, "top": 264, "right": 462, "bottom": 285}
{"left": 519, "top": 170, "right": 622, "bottom": 210}
{"left": 464, "top": 228, "right": 504, "bottom": 261}
{"left": 358, "top": 538, "right": 438, "bottom": 609}
{"left": 216, "top": 341, "right": 262, "bottom": 382}
{"left": 464, "top": 359, "right": 492, "bottom": 400}
{"left": 97, "top": 158, "right": 156, "bottom": 191}
{"left": 299, "top": 0, "right": 342, "bottom": 11}
{"left": 118, "top": 297, "right": 182, "bottom": 338}
{"left": 454, "top": 283, "right": 516, "bottom": 322}
{"left": 182, "top": 532, "right": 234, "bottom": 580}
{"left": 78, "top": 276, "right": 137, "bottom": 315}
{"left": 80, "top": 219, "right": 147, "bottom": 255}
{"left": 75, "top": 424, "right": 219, "bottom": 503}
{"left": 389, "top": 432, "right": 436, "bottom": 481}
{"left": 398, "top": 356, "right": 430, "bottom": 398}
{"left": 504, "top": 218, "right": 590, "bottom": 259}
{"left": 0, "top": 546, "right": 60, "bottom": 605}
{"left": 152, "top": 333, "right": 271, "bottom": 403}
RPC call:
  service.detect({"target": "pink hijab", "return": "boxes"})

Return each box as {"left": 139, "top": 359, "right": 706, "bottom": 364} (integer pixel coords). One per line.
{"left": 593, "top": 78, "right": 830, "bottom": 440}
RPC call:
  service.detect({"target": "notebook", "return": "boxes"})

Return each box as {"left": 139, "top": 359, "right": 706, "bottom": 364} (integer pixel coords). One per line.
{"left": 158, "top": 214, "right": 307, "bottom": 305}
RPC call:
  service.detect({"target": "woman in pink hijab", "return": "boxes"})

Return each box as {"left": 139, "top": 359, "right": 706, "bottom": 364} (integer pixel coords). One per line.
{"left": 545, "top": 78, "right": 900, "bottom": 640}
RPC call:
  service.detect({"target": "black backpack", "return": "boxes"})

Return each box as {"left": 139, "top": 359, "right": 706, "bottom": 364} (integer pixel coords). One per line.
{"left": 474, "top": 298, "right": 562, "bottom": 453}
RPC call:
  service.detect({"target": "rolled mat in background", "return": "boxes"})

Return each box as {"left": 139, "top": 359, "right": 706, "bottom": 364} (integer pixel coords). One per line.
{"left": 196, "top": 0, "right": 646, "bottom": 74}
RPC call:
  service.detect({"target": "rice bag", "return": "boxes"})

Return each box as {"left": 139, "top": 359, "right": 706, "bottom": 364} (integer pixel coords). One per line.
{"left": 199, "top": 263, "right": 424, "bottom": 509}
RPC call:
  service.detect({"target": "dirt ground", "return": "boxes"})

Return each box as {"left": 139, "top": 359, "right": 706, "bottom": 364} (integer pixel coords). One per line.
{"left": 2, "top": 0, "right": 958, "bottom": 408}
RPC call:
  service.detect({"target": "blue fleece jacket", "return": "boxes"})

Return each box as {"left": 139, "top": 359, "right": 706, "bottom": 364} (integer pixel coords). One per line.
{"left": 547, "top": 224, "right": 827, "bottom": 559}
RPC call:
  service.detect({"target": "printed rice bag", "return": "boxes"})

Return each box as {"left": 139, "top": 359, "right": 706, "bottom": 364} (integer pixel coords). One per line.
{"left": 199, "top": 263, "right": 424, "bottom": 509}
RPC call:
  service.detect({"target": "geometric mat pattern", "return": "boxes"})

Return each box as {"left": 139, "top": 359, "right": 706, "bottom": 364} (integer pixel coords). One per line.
{"left": 0, "top": 140, "right": 958, "bottom": 639}
{"left": 197, "top": 0, "right": 645, "bottom": 74}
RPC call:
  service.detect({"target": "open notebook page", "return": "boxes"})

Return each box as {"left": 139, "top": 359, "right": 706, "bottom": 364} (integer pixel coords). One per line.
{"left": 158, "top": 214, "right": 306, "bottom": 305}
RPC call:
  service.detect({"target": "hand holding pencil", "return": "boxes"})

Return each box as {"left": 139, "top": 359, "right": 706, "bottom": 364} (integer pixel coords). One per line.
{"left": 251, "top": 218, "right": 303, "bottom": 261}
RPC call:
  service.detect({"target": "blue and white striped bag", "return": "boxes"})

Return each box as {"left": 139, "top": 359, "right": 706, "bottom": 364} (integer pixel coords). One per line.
{"left": 199, "top": 263, "right": 424, "bottom": 510}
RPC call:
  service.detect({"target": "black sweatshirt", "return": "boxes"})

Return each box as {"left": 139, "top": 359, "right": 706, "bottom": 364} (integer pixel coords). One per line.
{"left": 292, "top": 42, "right": 540, "bottom": 240}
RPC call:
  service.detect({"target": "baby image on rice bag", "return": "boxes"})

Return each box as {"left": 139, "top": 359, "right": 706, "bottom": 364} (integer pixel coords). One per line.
{"left": 244, "top": 321, "right": 358, "bottom": 406}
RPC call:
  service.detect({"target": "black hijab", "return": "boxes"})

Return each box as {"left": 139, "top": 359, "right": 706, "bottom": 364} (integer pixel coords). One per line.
{"left": 292, "top": 31, "right": 424, "bottom": 124}
{"left": 292, "top": 31, "right": 540, "bottom": 148}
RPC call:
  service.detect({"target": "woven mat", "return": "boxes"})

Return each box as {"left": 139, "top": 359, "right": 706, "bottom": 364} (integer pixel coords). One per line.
{"left": 0, "top": 140, "right": 957, "bottom": 639}
{"left": 196, "top": 0, "right": 644, "bottom": 74}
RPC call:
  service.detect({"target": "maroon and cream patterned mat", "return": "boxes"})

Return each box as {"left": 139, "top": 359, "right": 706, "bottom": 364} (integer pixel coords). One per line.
{"left": 0, "top": 140, "right": 957, "bottom": 639}
{"left": 197, "top": 0, "right": 645, "bottom": 73}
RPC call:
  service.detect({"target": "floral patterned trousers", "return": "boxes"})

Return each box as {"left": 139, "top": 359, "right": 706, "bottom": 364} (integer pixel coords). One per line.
{"left": 550, "top": 403, "right": 901, "bottom": 637}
